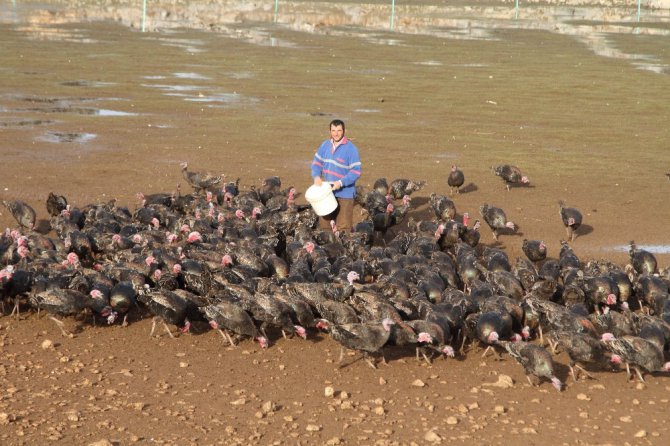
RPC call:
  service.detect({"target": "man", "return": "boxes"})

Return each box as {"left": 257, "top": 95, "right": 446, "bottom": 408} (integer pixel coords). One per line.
{"left": 311, "top": 119, "right": 362, "bottom": 233}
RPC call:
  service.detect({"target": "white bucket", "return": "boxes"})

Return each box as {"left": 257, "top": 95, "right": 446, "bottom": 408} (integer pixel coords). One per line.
{"left": 305, "top": 183, "right": 338, "bottom": 216}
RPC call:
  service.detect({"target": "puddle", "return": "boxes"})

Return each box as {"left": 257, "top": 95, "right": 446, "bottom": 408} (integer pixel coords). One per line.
{"left": 96, "top": 109, "right": 138, "bottom": 117}
{"left": 183, "top": 93, "right": 242, "bottom": 103}
{"left": 606, "top": 244, "right": 670, "bottom": 254}
{"left": 173, "top": 72, "right": 212, "bottom": 80}
{"left": 37, "top": 131, "right": 97, "bottom": 143}
{"left": 0, "top": 119, "right": 55, "bottom": 127}
{"left": 415, "top": 60, "right": 443, "bottom": 66}
{"left": 21, "top": 106, "right": 137, "bottom": 116}
{"left": 141, "top": 83, "right": 207, "bottom": 92}
{"left": 60, "top": 80, "right": 116, "bottom": 87}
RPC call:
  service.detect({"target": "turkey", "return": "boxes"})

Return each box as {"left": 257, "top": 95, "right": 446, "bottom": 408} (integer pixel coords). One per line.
{"left": 2, "top": 200, "right": 36, "bottom": 230}
{"left": 498, "top": 341, "right": 562, "bottom": 391}
{"left": 603, "top": 335, "right": 670, "bottom": 382}
{"left": 479, "top": 204, "right": 516, "bottom": 241}
{"left": 29, "top": 289, "right": 90, "bottom": 337}
{"left": 371, "top": 203, "right": 396, "bottom": 238}
{"left": 46, "top": 192, "right": 68, "bottom": 217}
{"left": 137, "top": 290, "right": 192, "bottom": 338}
{"left": 628, "top": 241, "right": 657, "bottom": 275}
{"left": 522, "top": 239, "right": 547, "bottom": 264}
{"left": 559, "top": 200, "right": 582, "bottom": 242}
{"left": 548, "top": 331, "right": 615, "bottom": 381}
{"left": 388, "top": 178, "right": 425, "bottom": 199}
{"left": 318, "top": 318, "right": 395, "bottom": 369}
{"left": 202, "top": 301, "right": 268, "bottom": 348}
{"left": 493, "top": 165, "right": 529, "bottom": 190}
{"left": 447, "top": 165, "right": 464, "bottom": 195}
{"left": 429, "top": 193, "right": 456, "bottom": 221}
{"left": 180, "top": 162, "right": 223, "bottom": 193}
{"left": 372, "top": 177, "right": 389, "bottom": 195}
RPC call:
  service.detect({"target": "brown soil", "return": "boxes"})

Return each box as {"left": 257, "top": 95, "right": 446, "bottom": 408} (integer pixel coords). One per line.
{"left": 1, "top": 2, "right": 670, "bottom": 445}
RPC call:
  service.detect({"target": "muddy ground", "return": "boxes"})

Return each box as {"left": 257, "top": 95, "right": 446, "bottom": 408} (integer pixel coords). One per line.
{"left": 1, "top": 1, "right": 670, "bottom": 445}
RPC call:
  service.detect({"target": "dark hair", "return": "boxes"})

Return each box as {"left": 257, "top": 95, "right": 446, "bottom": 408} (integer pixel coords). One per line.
{"left": 329, "top": 119, "right": 345, "bottom": 131}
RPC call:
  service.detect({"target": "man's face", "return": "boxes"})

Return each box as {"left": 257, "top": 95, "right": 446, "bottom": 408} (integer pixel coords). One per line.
{"left": 330, "top": 125, "right": 344, "bottom": 143}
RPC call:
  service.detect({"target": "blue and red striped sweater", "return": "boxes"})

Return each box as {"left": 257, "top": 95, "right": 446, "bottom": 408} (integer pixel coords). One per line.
{"left": 311, "top": 137, "right": 362, "bottom": 199}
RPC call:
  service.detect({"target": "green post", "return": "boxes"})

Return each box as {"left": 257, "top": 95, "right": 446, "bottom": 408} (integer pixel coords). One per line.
{"left": 390, "top": 0, "right": 395, "bottom": 31}
{"left": 142, "top": 0, "right": 147, "bottom": 32}
{"left": 515, "top": 0, "right": 519, "bottom": 20}
{"left": 274, "top": 0, "right": 279, "bottom": 23}
{"left": 637, "top": 0, "right": 641, "bottom": 22}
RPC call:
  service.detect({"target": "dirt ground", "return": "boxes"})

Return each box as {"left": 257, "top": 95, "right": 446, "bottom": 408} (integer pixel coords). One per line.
{"left": 1, "top": 1, "right": 670, "bottom": 445}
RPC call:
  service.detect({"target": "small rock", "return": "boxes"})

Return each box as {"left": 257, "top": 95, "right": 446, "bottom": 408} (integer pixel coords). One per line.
{"left": 482, "top": 375, "right": 514, "bottom": 389}
{"left": 306, "top": 424, "right": 322, "bottom": 432}
{"left": 619, "top": 416, "right": 632, "bottom": 423}
{"left": 424, "top": 430, "right": 442, "bottom": 443}
{"left": 576, "top": 393, "right": 591, "bottom": 401}
{"left": 636, "top": 383, "right": 645, "bottom": 390}
{"left": 254, "top": 411, "right": 264, "bottom": 419}
{"left": 374, "top": 406, "right": 385, "bottom": 415}
{"left": 261, "top": 401, "right": 277, "bottom": 414}
{"left": 467, "top": 402, "right": 480, "bottom": 410}
{"left": 88, "top": 441, "right": 114, "bottom": 446}
{"left": 339, "top": 391, "right": 349, "bottom": 400}
{"left": 493, "top": 406, "right": 506, "bottom": 414}
{"left": 446, "top": 417, "right": 458, "bottom": 425}
{"left": 634, "top": 430, "right": 647, "bottom": 438}
{"left": 521, "top": 428, "right": 537, "bottom": 434}
{"left": 41, "top": 339, "right": 54, "bottom": 350}
{"left": 457, "top": 404, "right": 468, "bottom": 414}
{"left": 379, "top": 377, "right": 387, "bottom": 385}
{"left": 412, "top": 379, "right": 426, "bottom": 387}
{"left": 230, "top": 398, "right": 246, "bottom": 406}
{"left": 579, "top": 412, "right": 589, "bottom": 419}
{"left": 179, "top": 362, "right": 188, "bottom": 368}
{"left": 0, "top": 412, "right": 15, "bottom": 424}
{"left": 324, "top": 386, "right": 335, "bottom": 398}
{"left": 326, "top": 437, "right": 342, "bottom": 445}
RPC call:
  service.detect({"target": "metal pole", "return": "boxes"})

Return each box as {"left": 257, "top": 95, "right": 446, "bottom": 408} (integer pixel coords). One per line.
{"left": 637, "top": 0, "right": 641, "bottom": 22}
{"left": 515, "top": 0, "right": 519, "bottom": 20}
{"left": 390, "top": 0, "right": 395, "bottom": 31}
{"left": 142, "top": 0, "right": 147, "bottom": 32}
{"left": 274, "top": 0, "right": 279, "bottom": 23}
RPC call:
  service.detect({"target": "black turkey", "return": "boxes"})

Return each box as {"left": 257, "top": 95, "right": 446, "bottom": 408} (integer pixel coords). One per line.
{"left": 548, "top": 331, "right": 615, "bottom": 381}
{"left": 479, "top": 204, "right": 516, "bottom": 241}
{"left": 372, "top": 177, "right": 389, "bottom": 195}
{"left": 318, "top": 318, "right": 395, "bottom": 369}
{"left": 559, "top": 200, "right": 582, "bottom": 242}
{"left": 628, "top": 241, "right": 657, "bottom": 275}
{"left": 29, "top": 288, "right": 90, "bottom": 337}
{"left": 180, "top": 161, "right": 223, "bottom": 193}
{"left": 603, "top": 335, "right": 670, "bottom": 382}
{"left": 447, "top": 165, "right": 464, "bottom": 195}
{"left": 388, "top": 178, "right": 425, "bottom": 199}
{"left": 493, "top": 164, "right": 529, "bottom": 190}
{"left": 429, "top": 193, "right": 456, "bottom": 221}
{"left": 202, "top": 300, "right": 268, "bottom": 348}
{"left": 2, "top": 200, "right": 36, "bottom": 230}
{"left": 522, "top": 239, "right": 547, "bottom": 264}
{"left": 498, "top": 341, "right": 562, "bottom": 391}
{"left": 46, "top": 192, "right": 68, "bottom": 217}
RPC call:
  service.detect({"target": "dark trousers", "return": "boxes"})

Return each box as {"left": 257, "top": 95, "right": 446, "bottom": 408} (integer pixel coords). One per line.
{"left": 319, "top": 198, "right": 354, "bottom": 233}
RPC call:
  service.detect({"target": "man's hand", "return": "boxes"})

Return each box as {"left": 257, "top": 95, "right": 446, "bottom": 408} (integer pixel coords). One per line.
{"left": 331, "top": 180, "right": 343, "bottom": 191}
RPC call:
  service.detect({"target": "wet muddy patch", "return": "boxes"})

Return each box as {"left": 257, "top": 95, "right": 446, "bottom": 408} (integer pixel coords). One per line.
{"left": 36, "top": 131, "right": 96, "bottom": 143}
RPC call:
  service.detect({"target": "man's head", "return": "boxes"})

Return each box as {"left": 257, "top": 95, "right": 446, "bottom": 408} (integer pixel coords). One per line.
{"left": 329, "top": 119, "right": 345, "bottom": 143}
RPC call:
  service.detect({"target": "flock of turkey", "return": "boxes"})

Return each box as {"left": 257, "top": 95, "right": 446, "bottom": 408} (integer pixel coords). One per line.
{"left": 1, "top": 162, "right": 670, "bottom": 391}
